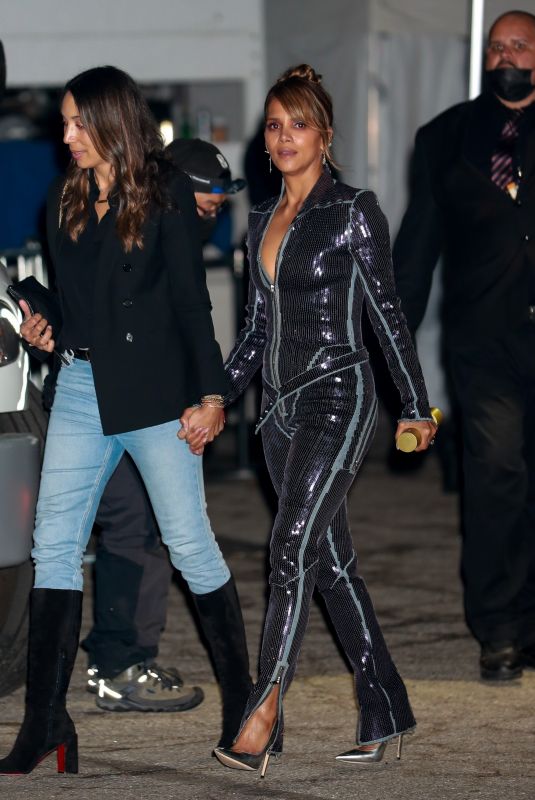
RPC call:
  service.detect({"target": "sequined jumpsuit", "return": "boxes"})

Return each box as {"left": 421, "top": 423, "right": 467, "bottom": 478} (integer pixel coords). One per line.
{"left": 225, "top": 169, "right": 431, "bottom": 745}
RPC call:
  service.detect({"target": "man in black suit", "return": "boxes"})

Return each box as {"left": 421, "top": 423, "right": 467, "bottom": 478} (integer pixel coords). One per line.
{"left": 393, "top": 10, "right": 535, "bottom": 681}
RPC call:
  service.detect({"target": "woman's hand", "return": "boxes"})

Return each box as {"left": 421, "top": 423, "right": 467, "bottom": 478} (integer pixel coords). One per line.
{"left": 18, "top": 300, "right": 55, "bottom": 353}
{"left": 395, "top": 419, "right": 437, "bottom": 452}
{"left": 177, "top": 405, "right": 225, "bottom": 455}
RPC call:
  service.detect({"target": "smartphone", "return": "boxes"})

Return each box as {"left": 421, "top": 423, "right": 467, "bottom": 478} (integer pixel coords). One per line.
{"left": 7, "top": 285, "right": 35, "bottom": 316}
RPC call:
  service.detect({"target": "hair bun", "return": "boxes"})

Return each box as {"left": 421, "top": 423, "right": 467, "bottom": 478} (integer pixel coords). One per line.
{"left": 277, "top": 64, "right": 322, "bottom": 85}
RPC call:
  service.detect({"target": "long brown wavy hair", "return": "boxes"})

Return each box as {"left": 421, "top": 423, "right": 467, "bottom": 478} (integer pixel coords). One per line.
{"left": 61, "top": 66, "right": 170, "bottom": 252}
{"left": 264, "top": 64, "right": 336, "bottom": 168}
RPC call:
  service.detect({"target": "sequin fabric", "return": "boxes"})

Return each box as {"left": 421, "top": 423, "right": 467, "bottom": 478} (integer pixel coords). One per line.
{"left": 224, "top": 169, "right": 427, "bottom": 745}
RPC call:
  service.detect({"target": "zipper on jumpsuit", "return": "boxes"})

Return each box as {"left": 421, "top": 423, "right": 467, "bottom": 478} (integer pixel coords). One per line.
{"left": 249, "top": 215, "right": 295, "bottom": 740}
{"left": 266, "top": 222, "right": 294, "bottom": 399}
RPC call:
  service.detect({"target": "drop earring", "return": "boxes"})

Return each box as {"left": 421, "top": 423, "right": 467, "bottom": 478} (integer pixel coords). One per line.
{"left": 265, "top": 148, "right": 272, "bottom": 174}
{"left": 322, "top": 151, "right": 327, "bottom": 166}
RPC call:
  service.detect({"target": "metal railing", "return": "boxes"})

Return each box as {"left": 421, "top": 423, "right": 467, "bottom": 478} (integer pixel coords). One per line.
{"left": 0, "top": 243, "right": 49, "bottom": 288}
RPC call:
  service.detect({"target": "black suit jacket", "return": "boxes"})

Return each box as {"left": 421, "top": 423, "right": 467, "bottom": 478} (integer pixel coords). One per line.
{"left": 393, "top": 92, "right": 535, "bottom": 350}
{"left": 46, "top": 167, "right": 228, "bottom": 435}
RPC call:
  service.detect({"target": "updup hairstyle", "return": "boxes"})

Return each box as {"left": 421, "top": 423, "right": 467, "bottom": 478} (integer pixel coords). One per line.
{"left": 264, "top": 64, "right": 335, "bottom": 166}
{"left": 61, "top": 66, "right": 169, "bottom": 252}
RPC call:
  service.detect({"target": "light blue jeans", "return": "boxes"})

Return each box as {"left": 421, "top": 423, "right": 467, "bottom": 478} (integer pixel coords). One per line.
{"left": 32, "top": 359, "right": 230, "bottom": 594}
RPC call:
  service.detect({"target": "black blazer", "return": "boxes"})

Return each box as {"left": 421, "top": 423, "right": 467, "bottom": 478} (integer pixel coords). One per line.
{"left": 393, "top": 92, "right": 535, "bottom": 350}
{"left": 46, "top": 167, "right": 228, "bottom": 435}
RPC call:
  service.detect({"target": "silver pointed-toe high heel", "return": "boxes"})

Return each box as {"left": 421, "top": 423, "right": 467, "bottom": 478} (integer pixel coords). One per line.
{"left": 214, "top": 719, "right": 280, "bottom": 779}
{"left": 336, "top": 734, "right": 404, "bottom": 763}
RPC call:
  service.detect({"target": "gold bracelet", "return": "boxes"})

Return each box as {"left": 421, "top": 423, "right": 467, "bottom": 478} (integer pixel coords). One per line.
{"left": 200, "top": 394, "right": 225, "bottom": 408}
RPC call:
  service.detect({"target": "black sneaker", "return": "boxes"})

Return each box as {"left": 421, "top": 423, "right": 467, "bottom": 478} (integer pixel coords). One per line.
{"left": 91, "top": 662, "right": 204, "bottom": 712}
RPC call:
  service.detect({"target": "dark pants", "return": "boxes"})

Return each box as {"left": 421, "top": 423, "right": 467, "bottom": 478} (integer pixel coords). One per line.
{"left": 240, "top": 363, "right": 415, "bottom": 745}
{"left": 449, "top": 323, "right": 535, "bottom": 646}
{"left": 81, "top": 455, "right": 173, "bottom": 677}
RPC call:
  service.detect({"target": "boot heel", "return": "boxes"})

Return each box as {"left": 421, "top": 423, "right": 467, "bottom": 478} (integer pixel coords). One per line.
{"left": 57, "top": 734, "right": 78, "bottom": 774}
{"left": 396, "top": 734, "right": 403, "bottom": 761}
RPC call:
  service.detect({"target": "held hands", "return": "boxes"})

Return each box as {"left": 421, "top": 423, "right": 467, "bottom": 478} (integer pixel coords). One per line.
{"left": 178, "top": 405, "right": 225, "bottom": 455}
{"left": 395, "top": 419, "right": 437, "bottom": 452}
{"left": 18, "top": 300, "right": 55, "bottom": 353}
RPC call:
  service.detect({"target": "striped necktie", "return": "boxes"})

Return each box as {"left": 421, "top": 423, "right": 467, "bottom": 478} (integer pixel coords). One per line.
{"left": 491, "top": 110, "right": 523, "bottom": 191}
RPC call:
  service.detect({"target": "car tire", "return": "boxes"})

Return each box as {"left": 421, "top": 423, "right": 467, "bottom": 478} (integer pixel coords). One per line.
{"left": 0, "top": 381, "right": 47, "bottom": 697}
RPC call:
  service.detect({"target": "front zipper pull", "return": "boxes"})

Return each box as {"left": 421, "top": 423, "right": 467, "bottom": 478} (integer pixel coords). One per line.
{"left": 270, "top": 284, "right": 275, "bottom": 293}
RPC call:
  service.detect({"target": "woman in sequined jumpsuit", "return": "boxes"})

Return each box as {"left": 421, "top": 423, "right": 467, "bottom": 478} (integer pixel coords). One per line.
{"left": 203, "top": 65, "right": 436, "bottom": 773}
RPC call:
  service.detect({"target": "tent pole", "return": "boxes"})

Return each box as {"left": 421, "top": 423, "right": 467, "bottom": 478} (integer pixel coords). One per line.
{"left": 469, "top": 0, "right": 485, "bottom": 99}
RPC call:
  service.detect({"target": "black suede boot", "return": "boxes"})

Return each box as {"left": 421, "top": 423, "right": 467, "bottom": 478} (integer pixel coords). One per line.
{"left": 192, "top": 576, "right": 252, "bottom": 747}
{"left": 0, "top": 588, "right": 83, "bottom": 775}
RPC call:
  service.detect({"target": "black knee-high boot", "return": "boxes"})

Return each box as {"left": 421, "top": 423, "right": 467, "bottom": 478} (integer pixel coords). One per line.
{"left": 192, "top": 576, "right": 252, "bottom": 747}
{"left": 0, "top": 588, "right": 83, "bottom": 775}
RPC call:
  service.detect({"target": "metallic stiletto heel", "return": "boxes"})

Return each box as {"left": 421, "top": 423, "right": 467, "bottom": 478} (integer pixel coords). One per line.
{"left": 214, "top": 667, "right": 283, "bottom": 778}
{"left": 260, "top": 748, "right": 271, "bottom": 779}
{"left": 336, "top": 733, "right": 404, "bottom": 764}
{"left": 214, "top": 721, "right": 280, "bottom": 778}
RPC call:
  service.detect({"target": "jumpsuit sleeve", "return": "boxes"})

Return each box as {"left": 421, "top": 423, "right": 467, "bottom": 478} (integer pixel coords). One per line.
{"left": 223, "top": 250, "right": 268, "bottom": 405}
{"left": 348, "top": 189, "right": 431, "bottom": 421}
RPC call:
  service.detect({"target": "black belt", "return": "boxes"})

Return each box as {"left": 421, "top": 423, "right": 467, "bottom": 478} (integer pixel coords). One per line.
{"left": 71, "top": 348, "right": 91, "bottom": 361}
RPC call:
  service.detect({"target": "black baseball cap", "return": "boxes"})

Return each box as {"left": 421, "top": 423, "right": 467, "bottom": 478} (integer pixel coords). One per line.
{"left": 166, "top": 138, "right": 246, "bottom": 195}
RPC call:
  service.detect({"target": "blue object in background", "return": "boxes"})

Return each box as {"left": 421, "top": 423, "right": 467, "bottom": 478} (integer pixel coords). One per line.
{"left": 209, "top": 205, "right": 233, "bottom": 254}
{"left": 0, "top": 139, "right": 235, "bottom": 254}
{"left": 0, "top": 139, "right": 61, "bottom": 249}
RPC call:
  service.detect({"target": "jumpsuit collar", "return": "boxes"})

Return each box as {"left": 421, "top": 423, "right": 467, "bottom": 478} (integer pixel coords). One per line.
{"left": 279, "top": 166, "right": 338, "bottom": 220}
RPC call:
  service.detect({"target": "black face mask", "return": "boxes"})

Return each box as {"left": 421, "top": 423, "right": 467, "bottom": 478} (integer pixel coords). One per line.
{"left": 486, "top": 67, "right": 534, "bottom": 102}
{"left": 198, "top": 216, "right": 217, "bottom": 244}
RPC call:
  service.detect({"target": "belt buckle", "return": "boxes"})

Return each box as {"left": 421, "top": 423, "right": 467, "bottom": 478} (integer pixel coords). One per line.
{"left": 59, "top": 350, "right": 74, "bottom": 366}
{"left": 528, "top": 305, "right": 535, "bottom": 323}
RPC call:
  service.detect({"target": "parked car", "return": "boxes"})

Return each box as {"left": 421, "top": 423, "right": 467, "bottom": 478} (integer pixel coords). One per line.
{"left": 0, "top": 259, "right": 47, "bottom": 696}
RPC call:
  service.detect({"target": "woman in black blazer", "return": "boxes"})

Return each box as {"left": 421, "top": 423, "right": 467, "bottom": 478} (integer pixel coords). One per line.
{"left": 0, "top": 66, "right": 251, "bottom": 776}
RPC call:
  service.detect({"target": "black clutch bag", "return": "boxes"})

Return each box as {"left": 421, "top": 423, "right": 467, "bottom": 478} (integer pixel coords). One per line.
{"left": 7, "top": 276, "right": 63, "bottom": 337}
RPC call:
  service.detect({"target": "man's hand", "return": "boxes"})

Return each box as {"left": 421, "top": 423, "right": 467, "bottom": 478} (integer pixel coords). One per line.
{"left": 18, "top": 300, "right": 55, "bottom": 353}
